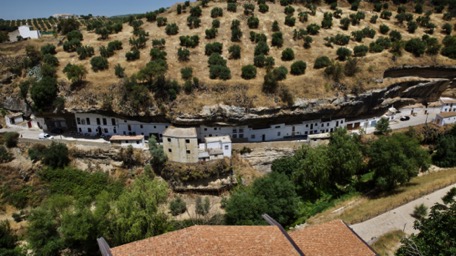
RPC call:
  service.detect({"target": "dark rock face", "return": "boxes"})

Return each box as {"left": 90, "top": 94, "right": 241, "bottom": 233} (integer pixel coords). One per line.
{"left": 384, "top": 66, "right": 456, "bottom": 80}
{"left": 173, "top": 79, "right": 450, "bottom": 126}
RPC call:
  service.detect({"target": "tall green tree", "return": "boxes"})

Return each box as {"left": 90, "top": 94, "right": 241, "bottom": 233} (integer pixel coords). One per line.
{"left": 107, "top": 176, "right": 170, "bottom": 245}
{"left": 63, "top": 64, "right": 87, "bottom": 84}
{"left": 225, "top": 171, "right": 299, "bottom": 227}
{"left": 397, "top": 188, "right": 456, "bottom": 256}
{"left": 375, "top": 117, "right": 391, "bottom": 135}
{"left": 328, "top": 128, "right": 363, "bottom": 186}
{"left": 368, "top": 133, "right": 430, "bottom": 192}
{"left": 30, "top": 76, "right": 58, "bottom": 110}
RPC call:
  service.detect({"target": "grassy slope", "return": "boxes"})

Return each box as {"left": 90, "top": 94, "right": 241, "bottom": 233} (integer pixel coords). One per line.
{"left": 306, "top": 168, "right": 456, "bottom": 225}
{"left": 1, "top": 1, "right": 455, "bottom": 114}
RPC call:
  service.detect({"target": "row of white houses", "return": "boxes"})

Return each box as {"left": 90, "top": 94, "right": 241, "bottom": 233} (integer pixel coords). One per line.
{"left": 28, "top": 97, "right": 456, "bottom": 145}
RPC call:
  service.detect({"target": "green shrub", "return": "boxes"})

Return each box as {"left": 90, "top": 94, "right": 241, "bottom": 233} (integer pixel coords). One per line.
{"left": 211, "top": 7, "right": 223, "bottom": 18}
{"left": 290, "top": 61, "right": 306, "bottom": 75}
{"left": 177, "top": 47, "right": 190, "bottom": 61}
{"left": 205, "top": 42, "right": 223, "bottom": 56}
{"left": 333, "top": 34, "right": 350, "bottom": 45}
{"left": 165, "top": 23, "right": 179, "bottom": 35}
{"left": 254, "top": 54, "right": 266, "bottom": 68}
{"left": 254, "top": 41, "right": 269, "bottom": 56}
{"left": 271, "top": 32, "right": 283, "bottom": 47}
{"left": 228, "top": 45, "right": 241, "bottom": 59}
{"left": 114, "top": 64, "right": 125, "bottom": 78}
{"left": 314, "top": 56, "right": 331, "bottom": 69}
{"left": 181, "top": 67, "right": 193, "bottom": 80}
{"left": 285, "top": 15, "right": 296, "bottom": 27}
{"left": 126, "top": 49, "right": 140, "bottom": 61}
{"left": 379, "top": 24, "right": 390, "bottom": 34}
{"left": 405, "top": 38, "right": 426, "bottom": 57}
{"left": 205, "top": 28, "right": 218, "bottom": 39}
{"left": 241, "top": 65, "right": 257, "bottom": 80}
{"left": 67, "top": 30, "right": 83, "bottom": 41}
{"left": 0, "top": 145, "right": 12, "bottom": 163}
{"left": 227, "top": 3, "right": 237, "bottom": 12}
{"left": 43, "top": 54, "right": 59, "bottom": 67}
{"left": 273, "top": 66, "right": 288, "bottom": 81}
{"left": 77, "top": 45, "right": 95, "bottom": 59}
{"left": 42, "top": 142, "right": 70, "bottom": 168}
{"left": 281, "top": 48, "right": 295, "bottom": 61}
{"left": 209, "top": 65, "right": 231, "bottom": 80}
{"left": 307, "top": 23, "right": 320, "bottom": 35}
{"left": 63, "top": 39, "right": 81, "bottom": 52}
{"left": 90, "top": 56, "right": 109, "bottom": 71}
{"left": 259, "top": 4, "right": 269, "bottom": 13}
{"left": 169, "top": 197, "right": 187, "bottom": 216}
{"left": 248, "top": 16, "right": 260, "bottom": 29}
{"left": 353, "top": 45, "right": 368, "bottom": 57}
{"left": 4, "top": 132, "right": 19, "bottom": 148}
{"left": 28, "top": 143, "right": 47, "bottom": 162}
{"left": 212, "top": 19, "right": 220, "bottom": 28}
{"left": 336, "top": 47, "right": 352, "bottom": 61}
{"left": 41, "top": 44, "right": 56, "bottom": 55}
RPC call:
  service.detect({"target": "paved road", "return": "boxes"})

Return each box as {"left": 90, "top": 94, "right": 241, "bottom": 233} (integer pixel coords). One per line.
{"left": 350, "top": 183, "right": 456, "bottom": 245}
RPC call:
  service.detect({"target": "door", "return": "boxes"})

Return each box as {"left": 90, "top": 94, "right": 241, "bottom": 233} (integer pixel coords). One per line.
{"left": 262, "top": 134, "right": 265, "bottom": 141}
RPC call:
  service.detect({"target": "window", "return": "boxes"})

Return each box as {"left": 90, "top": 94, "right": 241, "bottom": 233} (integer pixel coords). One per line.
{"left": 114, "top": 128, "right": 117, "bottom": 133}
{"left": 233, "top": 129, "right": 237, "bottom": 133}
{"left": 185, "top": 139, "right": 190, "bottom": 143}
{"left": 167, "top": 138, "right": 171, "bottom": 142}
{"left": 277, "top": 132, "right": 281, "bottom": 136}
{"left": 124, "top": 120, "right": 127, "bottom": 123}
{"left": 76, "top": 118, "right": 81, "bottom": 124}
{"left": 136, "top": 141, "right": 140, "bottom": 144}
{"left": 251, "top": 134, "right": 255, "bottom": 139}
{"left": 165, "top": 126, "right": 168, "bottom": 128}
{"left": 239, "top": 128, "right": 244, "bottom": 133}
{"left": 88, "top": 128, "right": 92, "bottom": 132}
{"left": 123, "top": 131, "right": 126, "bottom": 135}
{"left": 104, "top": 128, "right": 108, "bottom": 133}
{"left": 305, "top": 124, "right": 308, "bottom": 127}
{"left": 128, "top": 125, "right": 131, "bottom": 131}
{"left": 81, "top": 119, "right": 85, "bottom": 125}
{"left": 103, "top": 118, "right": 107, "bottom": 125}
{"left": 233, "top": 134, "right": 237, "bottom": 139}
{"left": 168, "top": 149, "right": 172, "bottom": 152}
{"left": 224, "top": 145, "right": 229, "bottom": 150}
{"left": 186, "top": 150, "right": 191, "bottom": 154}
{"left": 275, "top": 125, "right": 280, "bottom": 128}
{"left": 327, "top": 123, "right": 330, "bottom": 127}
{"left": 112, "top": 118, "right": 116, "bottom": 125}
{"left": 86, "top": 118, "right": 91, "bottom": 125}
{"left": 96, "top": 118, "right": 101, "bottom": 125}
{"left": 239, "top": 134, "right": 244, "bottom": 138}
{"left": 209, "top": 134, "right": 212, "bottom": 137}
{"left": 214, "top": 127, "right": 217, "bottom": 130}
{"left": 154, "top": 126, "right": 156, "bottom": 128}
{"left": 140, "top": 125, "right": 143, "bottom": 129}
{"left": 204, "top": 128, "right": 207, "bottom": 131}
{"left": 78, "top": 128, "right": 82, "bottom": 132}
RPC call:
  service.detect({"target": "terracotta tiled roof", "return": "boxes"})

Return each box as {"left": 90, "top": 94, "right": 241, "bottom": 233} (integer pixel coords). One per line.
{"left": 110, "top": 220, "right": 376, "bottom": 256}
{"left": 290, "top": 219, "right": 377, "bottom": 256}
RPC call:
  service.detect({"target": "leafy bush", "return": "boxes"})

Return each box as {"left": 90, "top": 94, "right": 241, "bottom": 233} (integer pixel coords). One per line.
{"left": 42, "top": 142, "right": 70, "bottom": 168}
{"left": 254, "top": 41, "right": 269, "bottom": 56}
{"left": 273, "top": 66, "right": 288, "bottom": 81}
{"left": 157, "top": 17, "right": 167, "bottom": 27}
{"left": 41, "top": 44, "right": 56, "bottom": 55}
{"left": 181, "top": 67, "right": 193, "bottom": 80}
{"left": 284, "top": 5, "right": 295, "bottom": 15}
{"left": 28, "top": 143, "right": 47, "bottom": 162}
{"left": 281, "top": 48, "right": 295, "bottom": 61}
{"left": 321, "top": 12, "right": 333, "bottom": 29}
{"left": 165, "top": 23, "right": 179, "bottom": 35}
{"left": 0, "top": 145, "right": 12, "bottom": 163}
{"left": 259, "top": 4, "right": 269, "bottom": 13}
{"left": 177, "top": 47, "right": 190, "bottom": 61}
{"left": 243, "top": 3, "right": 255, "bottom": 16}
{"left": 212, "top": 19, "right": 220, "bottom": 28}
{"left": 405, "top": 38, "right": 426, "bottom": 57}
{"left": 272, "top": 21, "right": 280, "bottom": 32}
{"left": 107, "top": 40, "right": 123, "bottom": 51}
{"left": 63, "top": 39, "right": 81, "bottom": 52}
{"left": 271, "top": 32, "right": 283, "bottom": 47}
{"left": 314, "top": 56, "right": 331, "bottom": 69}
{"left": 209, "top": 65, "right": 231, "bottom": 80}
{"left": 228, "top": 45, "right": 241, "bottom": 59}
{"left": 379, "top": 24, "right": 390, "bottom": 34}
{"left": 353, "top": 45, "right": 368, "bottom": 57}
{"left": 241, "top": 65, "right": 257, "bottom": 80}
{"left": 126, "top": 49, "right": 140, "bottom": 61}
{"left": 227, "top": 2, "right": 237, "bottom": 12}
{"left": 179, "top": 35, "right": 199, "bottom": 48}
{"left": 150, "top": 48, "right": 167, "bottom": 61}
{"left": 290, "top": 61, "right": 306, "bottom": 75}
{"left": 307, "top": 23, "right": 320, "bottom": 35}
{"left": 43, "top": 54, "right": 59, "bottom": 67}
{"left": 303, "top": 36, "right": 313, "bottom": 49}
{"left": 208, "top": 53, "right": 227, "bottom": 67}
{"left": 380, "top": 10, "right": 392, "bottom": 20}
{"left": 205, "top": 28, "right": 218, "bottom": 39}
{"left": 76, "top": 45, "right": 95, "bottom": 60}
{"left": 441, "top": 36, "right": 456, "bottom": 59}
{"left": 285, "top": 15, "right": 296, "bottom": 27}
{"left": 114, "top": 64, "right": 125, "bottom": 78}
{"left": 248, "top": 16, "right": 260, "bottom": 29}
{"left": 205, "top": 42, "right": 223, "bottom": 56}
{"left": 333, "top": 34, "right": 350, "bottom": 45}
{"left": 169, "top": 197, "right": 187, "bottom": 216}
{"left": 336, "top": 47, "right": 352, "bottom": 61}
{"left": 90, "top": 56, "right": 109, "bottom": 71}
{"left": 211, "top": 7, "right": 223, "bottom": 18}
{"left": 67, "top": 30, "right": 83, "bottom": 41}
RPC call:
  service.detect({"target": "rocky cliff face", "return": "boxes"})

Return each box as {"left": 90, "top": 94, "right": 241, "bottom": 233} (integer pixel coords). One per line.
{"left": 173, "top": 78, "right": 451, "bottom": 126}
{"left": 1, "top": 66, "right": 454, "bottom": 126}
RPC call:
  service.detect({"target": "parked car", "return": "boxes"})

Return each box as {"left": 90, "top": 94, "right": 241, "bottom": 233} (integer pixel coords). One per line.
{"left": 38, "top": 133, "right": 54, "bottom": 139}
{"left": 400, "top": 116, "right": 410, "bottom": 121}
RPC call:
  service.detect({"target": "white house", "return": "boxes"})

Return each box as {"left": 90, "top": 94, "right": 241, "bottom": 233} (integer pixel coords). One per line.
{"left": 198, "top": 136, "right": 232, "bottom": 161}
{"left": 74, "top": 113, "right": 169, "bottom": 140}
{"left": 5, "top": 113, "right": 24, "bottom": 127}
{"left": 440, "top": 97, "right": 456, "bottom": 113}
{"left": 8, "top": 25, "right": 41, "bottom": 42}
{"left": 110, "top": 135, "right": 145, "bottom": 148}
{"left": 435, "top": 112, "right": 456, "bottom": 126}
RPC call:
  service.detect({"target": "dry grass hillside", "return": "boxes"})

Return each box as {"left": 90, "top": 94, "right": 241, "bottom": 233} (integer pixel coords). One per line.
{"left": 1, "top": 0, "right": 455, "bottom": 115}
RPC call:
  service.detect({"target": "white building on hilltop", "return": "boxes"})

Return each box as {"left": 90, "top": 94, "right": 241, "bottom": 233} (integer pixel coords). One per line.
{"left": 8, "top": 25, "right": 41, "bottom": 42}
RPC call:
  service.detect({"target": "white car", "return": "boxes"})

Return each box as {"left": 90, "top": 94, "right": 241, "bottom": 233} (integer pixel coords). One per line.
{"left": 38, "top": 133, "right": 54, "bottom": 140}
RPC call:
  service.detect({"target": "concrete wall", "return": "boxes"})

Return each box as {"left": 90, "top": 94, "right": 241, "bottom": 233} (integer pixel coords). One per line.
{"left": 112, "top": 139, "right": 145, "bottom": 149}
{"left": 436, "top": 115, "right": 456, "bottom": 126}
{"left": 163, "top": 136, "right": 198, "bottom": 163}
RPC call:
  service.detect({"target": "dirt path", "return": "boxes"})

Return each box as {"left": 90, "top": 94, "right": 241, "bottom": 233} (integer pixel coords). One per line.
{"left": 350, "top": 183, "right": 456, "bottom": 245}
